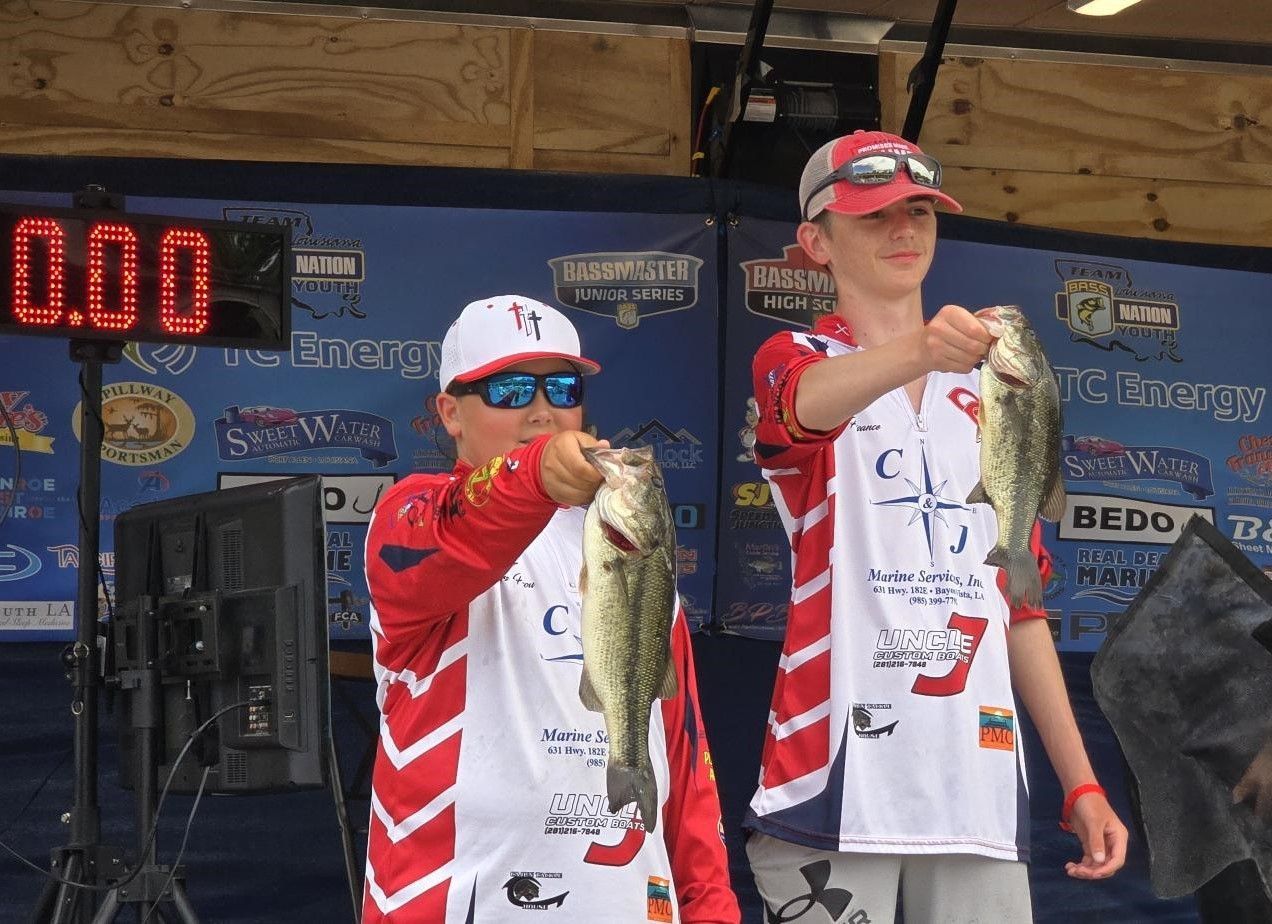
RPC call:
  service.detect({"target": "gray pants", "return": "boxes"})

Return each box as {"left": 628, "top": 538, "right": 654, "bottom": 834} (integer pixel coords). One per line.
{"left": 746, "top": 831, "right": 1033, "bottom": 924}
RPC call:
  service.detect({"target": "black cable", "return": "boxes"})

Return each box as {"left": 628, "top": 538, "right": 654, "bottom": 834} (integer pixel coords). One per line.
{"left": 0, "top": 397, "right": 21, "bottom": 530}
{"left": 0, "top": 698, "right": 257, "bottom": 893}
{"left": 0, "top": 749, "right": 72, "bottom": 839}
{"left": 139, "top": 765, "right": 210, "bottom": 924}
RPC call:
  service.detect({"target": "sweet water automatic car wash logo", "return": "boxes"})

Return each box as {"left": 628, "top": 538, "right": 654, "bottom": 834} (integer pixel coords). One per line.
{"left": 224, "top": 206, "right": 367, "bottom": 321}
{"left": 214, "top": 404, "right": 397, "bottom": 468}
{"left": 1053, "top": 259, "right": 1182, "bottom": 362}
{"left": 73, "top": 383, "right": 195, "bottom": 466}
{"left": 740, "top": 244, "right": 836, "bottom": 328}
{"left": 1060, "top": 433, "right": 1214, "bottom": 499}
{"left": 548, "top": 251, "right": 702, "bottom": 329}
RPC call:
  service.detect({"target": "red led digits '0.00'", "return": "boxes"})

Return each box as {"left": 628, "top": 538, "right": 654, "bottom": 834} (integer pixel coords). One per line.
{"left": 87, "top": 222, "right": 139, "bottom": 331}
{"left": 159, "top": 227, "right": 211, "bottom": 336}
{"left": 12, "top": 216, "right": 66, "bottom": 326}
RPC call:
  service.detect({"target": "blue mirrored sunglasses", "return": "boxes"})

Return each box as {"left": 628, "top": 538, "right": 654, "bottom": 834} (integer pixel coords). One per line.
{"left": 449, "top": 371, "right": 584, "bottom": 409}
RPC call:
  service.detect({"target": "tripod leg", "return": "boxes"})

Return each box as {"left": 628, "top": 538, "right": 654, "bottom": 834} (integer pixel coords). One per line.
{"left": 28, "top": 870, "right": 61, "bottom": 924}
{"left": 48, "top": 852, "right": 82, "bottom": 924}
{"left": 167, "top": 881, "right": 201, "bottom": 924}
{"left": 328, "top": 732, "right": 363, "bottom": 922}
{"left": 87, "top": 888, "right": 121, "bottom": 924}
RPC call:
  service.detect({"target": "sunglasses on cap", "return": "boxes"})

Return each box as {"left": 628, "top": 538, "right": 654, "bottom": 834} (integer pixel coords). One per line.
{"left": 449, "top": 370, "right": 585, "bottom": 409}
{"left": 803, "top": 152, "right": 944, "bottom": 221}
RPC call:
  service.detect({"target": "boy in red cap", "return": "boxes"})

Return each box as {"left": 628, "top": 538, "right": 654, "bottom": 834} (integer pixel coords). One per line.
{"left": 743, "top": 132, "right": 1127, "bottom": 922}
{"left": 362, "top": 295, "right": 739, "bottom": 923}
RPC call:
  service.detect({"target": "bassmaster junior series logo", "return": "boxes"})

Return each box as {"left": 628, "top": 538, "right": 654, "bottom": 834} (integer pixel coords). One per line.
{"left": 1053, "top": 259, "right": 1182, "bottom": 362}
{"left": 548, "top": 251, "right": 702, "bottom": 329}
{"left": 740, "top": 244, "right": 836, "bottom": 328}
{"left": 73, "top": 383, "right": 195, "bottom": 467}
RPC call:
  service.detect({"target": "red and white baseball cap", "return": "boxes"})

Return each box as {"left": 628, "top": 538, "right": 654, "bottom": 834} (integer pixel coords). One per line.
{"left": 799, "top": 130, "right": 963, "bottom": 221}
{"left": 439, "top": 294, "right": 601, "bottom": 392}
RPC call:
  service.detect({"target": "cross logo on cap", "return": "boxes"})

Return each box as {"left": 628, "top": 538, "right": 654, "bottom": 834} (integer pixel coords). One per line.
{"left": 507, "top": 300, "right": 543, "bottom": 342}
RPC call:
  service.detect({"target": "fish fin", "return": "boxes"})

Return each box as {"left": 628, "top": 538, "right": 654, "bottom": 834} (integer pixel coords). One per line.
{"left": 1039, "top": 469, "right": 1067, "bottom": 522}
{"left": 985, "top": 546, "right": 1043, "bottom": 609}
{"left": 966, "top": 480, "right": 990, "bottom": 506}
{"left": 578, "top": 667, "right": 604, "bottom": 713}
{"left": 607, "top": 761, "right": 660, "bottom": 835}
{"left": 657, "top": 657, "right": 678, "bottom": 700}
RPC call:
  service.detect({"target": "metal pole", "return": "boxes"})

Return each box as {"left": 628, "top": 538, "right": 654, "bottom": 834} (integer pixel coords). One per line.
{"left": 901, "top": 0, "right": 960, "bottom": 142}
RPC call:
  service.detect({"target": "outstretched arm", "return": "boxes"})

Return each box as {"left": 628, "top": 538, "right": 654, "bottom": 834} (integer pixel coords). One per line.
{"left": 1008, "top": 617, "right": 1127, "bottom": 880}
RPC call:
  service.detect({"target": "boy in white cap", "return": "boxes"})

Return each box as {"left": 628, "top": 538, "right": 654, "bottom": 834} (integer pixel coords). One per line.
{"left": 362, "top": 295, "right": 740, "bottom": 923}
{"left": 743, "top": 131, "right": 1127, "bottom": 922}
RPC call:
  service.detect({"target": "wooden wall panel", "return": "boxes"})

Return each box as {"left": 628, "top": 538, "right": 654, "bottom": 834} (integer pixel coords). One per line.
{"left": 880, "top": 50, "right": 1272, "bottom": 245}
{"left": 0, "top": 0, "right": 691, "bottom": 174}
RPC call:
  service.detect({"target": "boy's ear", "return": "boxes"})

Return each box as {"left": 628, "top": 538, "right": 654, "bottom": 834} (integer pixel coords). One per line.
{"left": 436, "top": 392, "right": 463, "bottom": 440}
{"left": 796, "top": 219, "right": 832, "bottom": 268}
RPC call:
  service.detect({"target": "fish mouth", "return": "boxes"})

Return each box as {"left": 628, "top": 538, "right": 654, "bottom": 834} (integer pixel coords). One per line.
{"left": 989, "top": 368, "right": 1031, "bottom": 389}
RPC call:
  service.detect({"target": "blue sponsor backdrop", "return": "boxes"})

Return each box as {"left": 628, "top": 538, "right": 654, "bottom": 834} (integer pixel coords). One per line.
{"left": 715, "top": 215, "right": 1272, "bottom": 651}
{"left": 0, "top": 191, "right": 719, "bottom": 640}
{"left": 3, "top": 173, "right": 1271, "bottom": 656}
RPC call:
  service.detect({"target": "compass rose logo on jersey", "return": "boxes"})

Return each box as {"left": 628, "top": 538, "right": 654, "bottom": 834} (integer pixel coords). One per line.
{"left": 872, "top": 443, "right": 969, "bottom": 562}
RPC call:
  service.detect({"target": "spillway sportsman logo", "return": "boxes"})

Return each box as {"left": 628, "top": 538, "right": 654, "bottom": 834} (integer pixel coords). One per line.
{"left": 740, "top": 244, "right": 836, "bottom": 328}
{"left": 73, "top": 383, "right": 195, "bottom": 467}
{"left": 223, "top": 206, "right": 367, "bottom": 321}
{"left": 548, "top": 251, "right": 703, "bottom": 329}
{"left": 0, "top": 392, "right": 55, "bottom": 454}
{"left": 1053, "top": 259, "right": 1182, "bottom": 362}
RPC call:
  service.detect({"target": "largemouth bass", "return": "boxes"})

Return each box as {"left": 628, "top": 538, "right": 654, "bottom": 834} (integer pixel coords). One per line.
{"left": 579, "top": 445, "right": 678, "bottom": 833}
{"left": 966, "top": 305, "right": 1066, "bottom": 608}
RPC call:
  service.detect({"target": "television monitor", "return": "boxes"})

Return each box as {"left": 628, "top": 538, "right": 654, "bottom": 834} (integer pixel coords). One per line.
{"left": 111, "top": 475, "right": 329, "bottom": 794}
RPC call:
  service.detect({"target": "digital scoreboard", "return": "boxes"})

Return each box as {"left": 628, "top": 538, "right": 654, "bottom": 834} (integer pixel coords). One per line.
{"left": 0, "top": 203, "right": 290, "bottom": 349}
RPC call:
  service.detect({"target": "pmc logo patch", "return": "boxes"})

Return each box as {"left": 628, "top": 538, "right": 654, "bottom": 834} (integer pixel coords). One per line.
{"left": 73, "top": 382, "right": 195, "bottom": 467}
{"left": 548, "top": 251, "right": 702, "bottom": 329}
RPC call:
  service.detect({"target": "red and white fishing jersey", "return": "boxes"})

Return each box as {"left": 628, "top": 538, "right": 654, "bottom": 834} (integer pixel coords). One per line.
{"left": 745, "top": 314, "right": 1051, "bottom": 862}
{"left": 362, "top": 436, "right": 739, "bottom": 924}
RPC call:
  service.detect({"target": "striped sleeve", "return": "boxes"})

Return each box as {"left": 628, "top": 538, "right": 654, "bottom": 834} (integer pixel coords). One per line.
{"left": 751, "top": 331, "right": 847, "bottom": 471}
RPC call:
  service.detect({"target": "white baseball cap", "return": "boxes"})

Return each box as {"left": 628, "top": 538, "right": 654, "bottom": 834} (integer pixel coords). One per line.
{"left": 438, "top": 294, "right": 601, "bottom": 392}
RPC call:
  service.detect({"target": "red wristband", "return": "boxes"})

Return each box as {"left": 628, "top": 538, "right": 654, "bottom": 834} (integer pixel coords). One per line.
{"left": 1059, "top": 782, "right": 1106, "bottom": 832}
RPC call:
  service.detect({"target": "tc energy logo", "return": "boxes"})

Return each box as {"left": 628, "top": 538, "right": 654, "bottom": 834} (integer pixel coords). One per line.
{"left": 548, "top": 251, "right": 703, "bottom": 329}
{"left": 1053, "top": 259, "right": 1181, "bottom": 362}
{"left": 740, "top": 244, "right": 836, "bottom": 328}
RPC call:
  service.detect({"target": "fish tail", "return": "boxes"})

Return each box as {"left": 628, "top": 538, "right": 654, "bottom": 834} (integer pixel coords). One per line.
{"left": 607, "top": 761, "right": 660, "bottom": 835}
{"left": 985, "top": 545, "right": 1043, "bottom": 609}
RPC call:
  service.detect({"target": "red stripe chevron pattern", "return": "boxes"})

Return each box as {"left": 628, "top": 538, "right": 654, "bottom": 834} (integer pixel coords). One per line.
{"left": 364, "top": 613, "right": 469, "bottom": 922}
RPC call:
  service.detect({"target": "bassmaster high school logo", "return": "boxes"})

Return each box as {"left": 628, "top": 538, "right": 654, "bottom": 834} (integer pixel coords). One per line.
{"left": 548, "top": 251, "right": 702, "bottom": 329}
{"left": 73, "top": 383, "right": 195, "bottom": 467}
{"left": 1053, "top": 259, "right": 1182, "bottom": 362}
{"left": 740, "top": 244, "right": 836, "bottom": 328}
